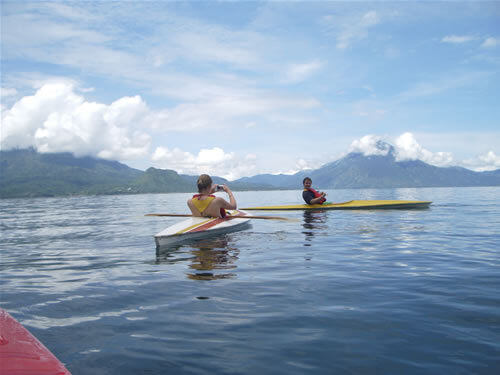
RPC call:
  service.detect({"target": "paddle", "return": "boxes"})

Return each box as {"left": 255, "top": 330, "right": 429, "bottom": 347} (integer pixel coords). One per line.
{"left": 145, "top": 213, "right": 296, "bottom": 221}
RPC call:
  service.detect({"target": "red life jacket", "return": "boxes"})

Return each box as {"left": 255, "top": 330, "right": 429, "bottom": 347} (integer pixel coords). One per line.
{"left": 304, "top": 188, "right": 326, "bottom": 204}
{"left": 192, "top": 194, "right": 226, "bottom": 217}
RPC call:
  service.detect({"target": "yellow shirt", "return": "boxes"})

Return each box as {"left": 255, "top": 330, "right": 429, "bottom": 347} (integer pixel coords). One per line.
{"left": 191, "top": 195, "right": 215, "bottom": 214}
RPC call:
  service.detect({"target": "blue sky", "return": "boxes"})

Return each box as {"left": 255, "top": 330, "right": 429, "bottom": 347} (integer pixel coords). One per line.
{"left": 1, "top": 0, "right": 499, "bottom": 179}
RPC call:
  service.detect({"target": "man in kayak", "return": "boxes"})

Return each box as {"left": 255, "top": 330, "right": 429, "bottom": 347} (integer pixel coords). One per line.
{"left": 188, "top": 174, "right": 237, "bottom": 218}
{"left": 302, "top": 177, "right": 327, "bottom": 205}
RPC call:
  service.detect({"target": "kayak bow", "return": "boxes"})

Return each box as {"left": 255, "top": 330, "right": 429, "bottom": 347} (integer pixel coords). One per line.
{"left": 0, "top": 308, "right": 71, "bottom": 375}
{"left": 154, "top": 209, "right": 251, "bottom": 248}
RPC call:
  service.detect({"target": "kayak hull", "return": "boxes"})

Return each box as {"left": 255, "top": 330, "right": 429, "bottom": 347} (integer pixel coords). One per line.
{"left": 0, "top": 308, "right": 71, "bottom": 375}
{"left": 154, "top": 210, "right": 251, "bottom": 248}
{"left": 241, "top": 200, "right": 432, "bottom": 211}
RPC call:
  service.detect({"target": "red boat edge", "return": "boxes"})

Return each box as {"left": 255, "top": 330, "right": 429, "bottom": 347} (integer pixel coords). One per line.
{"left": 0, "top": 308, "right": 71, "bottom": 375}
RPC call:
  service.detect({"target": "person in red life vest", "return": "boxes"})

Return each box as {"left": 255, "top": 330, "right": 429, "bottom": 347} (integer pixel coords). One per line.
{"left": 187, "top": 174, "right": 237, "bottom": 218}
{"left": 302, "top": 177, "right": 327, "bottom": 205}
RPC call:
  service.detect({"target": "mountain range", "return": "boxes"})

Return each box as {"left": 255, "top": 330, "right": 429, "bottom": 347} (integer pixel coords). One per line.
{"left": 0, "top": 148, "right": 270, "bottom": 198}
{"left": 239, "top": 143, "right": 500, "bottom": 189}
{"left": 1, "top": 146, "right": 499, "bottom": 198}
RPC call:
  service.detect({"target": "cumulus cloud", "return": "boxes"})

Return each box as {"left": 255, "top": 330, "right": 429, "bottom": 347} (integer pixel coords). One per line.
{"left": 151, "top": 146, "right": 257, "bottom": 180}
{"left": 463, "top": 151, "right": 500, "bottom": 172}
{"left": 348, "top": 133, "right": 500, "bottom": 172}
{"left": 394, "top": 133, "right": 454, "bottom": 166}
{"left": 295, "top": 158, "right": 312, "bottom": 171}
{"left": 477, "top": 151, "right": 500, "bottom": 171}
{"left": 276, "top": 158, "right": 316, "bottom": 175}
{"left": 348, "top": 133, "right": 454, "bottom": 167}
{"left": 0, "top": 82, "right": 319, "bottom": 178}
{"left": 1, "top": 82, "right": 151, "bottom": 160}
{"left": 349, "top": 135, "right": 391, "bottom": 156}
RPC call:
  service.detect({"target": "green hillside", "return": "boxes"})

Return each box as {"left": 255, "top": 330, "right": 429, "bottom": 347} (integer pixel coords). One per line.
{"left": 0, "top": 148, "right": 144, "bottom": 198}
{"left": 0, "top": 149, "right": 272, "bottom": 198}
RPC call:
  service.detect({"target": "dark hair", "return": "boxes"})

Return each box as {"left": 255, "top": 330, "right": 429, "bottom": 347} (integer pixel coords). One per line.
{"left": 197, "top": 174, "right": 213, "bottom": 192}
{"left": 303, "top": 177, "right": 312, "bottom": 184}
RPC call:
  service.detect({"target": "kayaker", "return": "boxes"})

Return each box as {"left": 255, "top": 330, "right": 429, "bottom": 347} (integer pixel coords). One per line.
{"left": 188, "top": 174, "right": 237, "bottom": 218}
{"left": 302, "top": 177, "right": 327, "bottom": 205}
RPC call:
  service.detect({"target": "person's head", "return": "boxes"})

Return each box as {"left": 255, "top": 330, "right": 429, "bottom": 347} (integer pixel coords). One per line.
{"left": 303, "top": 177, "right": 312, "bottom": 188}
{"left": 197, "top": 174, "right": 213, "bottom": 193}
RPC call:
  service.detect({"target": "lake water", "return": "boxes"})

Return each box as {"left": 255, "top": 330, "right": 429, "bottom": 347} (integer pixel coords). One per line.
{"left": 1, "top": 187, "right": 499, "bottom": 374}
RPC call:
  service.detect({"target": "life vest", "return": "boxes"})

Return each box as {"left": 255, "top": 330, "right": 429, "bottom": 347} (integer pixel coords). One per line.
{"left": 303, "top": 188, "right": 326, "bottom": 204}
{"left": 191, "top": 194, "right": 226, "bottom": 217}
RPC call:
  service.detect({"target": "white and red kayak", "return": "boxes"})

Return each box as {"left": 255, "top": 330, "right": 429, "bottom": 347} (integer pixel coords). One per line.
{"left": 154, "top": 209, "right": 252, "bottom": 248}
{"left": 0, "top": 308, "right": 71, "bottom": 375}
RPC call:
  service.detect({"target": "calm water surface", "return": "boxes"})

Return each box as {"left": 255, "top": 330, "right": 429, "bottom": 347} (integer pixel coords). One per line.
{"left": 1, "top": 187, "right": 499, "bottom": 374}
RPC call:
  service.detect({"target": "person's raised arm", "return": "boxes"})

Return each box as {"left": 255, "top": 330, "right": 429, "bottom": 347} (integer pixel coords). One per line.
{"left": 221, "top": 185, "right": 237, "bottom": 209}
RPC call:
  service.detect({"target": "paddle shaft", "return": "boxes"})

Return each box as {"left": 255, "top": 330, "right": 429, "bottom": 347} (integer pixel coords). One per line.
{"left": 145, "top": 213, "right": 293, "bottom": 221}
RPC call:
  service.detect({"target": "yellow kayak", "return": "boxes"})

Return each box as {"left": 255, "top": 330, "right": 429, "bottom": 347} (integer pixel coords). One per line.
{"left": 241, "top": 200, "right": 432, "bottom": 210}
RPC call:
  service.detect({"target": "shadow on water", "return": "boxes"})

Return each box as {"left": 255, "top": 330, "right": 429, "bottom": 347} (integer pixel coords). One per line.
{"left": 302, "top": 210, "right": 328, "bottom": 246}
{"left": 155, "top": 236, "right": 240, "bottom": 280}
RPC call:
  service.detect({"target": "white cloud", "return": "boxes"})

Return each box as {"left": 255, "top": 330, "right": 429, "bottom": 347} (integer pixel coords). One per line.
{"left": 441, "top": 35, "right": 477, "bottom": 44}
{"left": 481, "top": 37, "right": 499, "bottom": 48}
{"left": 284, "top": 60, "right": 324, "bottom": 84}
{"left": 394, "top": 132, "right": 454, "bottom": 166}
{"left": 477, "top": 151, "right": 500, "bottom": 171}
{"left": 151, "top": 146, "right": 257, "bottom": 181}
{"left": 1, "top": 1, "right": 320, "bottom": 133}
{"left": 395, "top": 71, "right": 489, "bottom": 103}
{"left": 1, "top": 87, "right": 18, "bottom": 98}
{"left": 441, "top": 35, "right": 499, "bottom": 48}
{"left": 147, "top": 94, "right": 319, "bottom": 132}
{"left": 463, "top": 151, "right": 500, "bottom": 171}
{"left": 0, "top": 88, "right": 18, "bottom": 111}
{"left": 336, "top": 11, "right": 380, "bottom": 49}
{"left": 1, "top": 81, "right": 320, "bottom": 175}
{"left": 172, "top": 31, "right": 260, "bottom": 67}
{"left": 353, "top": 108, "right": 387, "bottom": 118}
{"left": 296, "top": 158, "right": 312, "bottom": 171}
{"left": 275, "top": 158, "right": 315, "bottom": 175}
{"left": 1, "top": 82, "right": 151, "bottom": 160}
{"left": 479, "top": 151, "right": 500, "bottom": 165}
{"left": 1, "top": 1, "right": 266, "bottom": 99}
{"left": 349, "top": 135, "right": 391, "bottom": 156}
{"left": 441, "top": 35, "right": 499, "bottom": 49}
{"left": 348, "top": 133, "right": 455, "bottom": 167}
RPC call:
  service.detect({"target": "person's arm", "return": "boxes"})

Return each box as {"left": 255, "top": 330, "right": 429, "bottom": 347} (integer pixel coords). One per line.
{"left": 220, "top": 185, "right": 237, "bottom": 209}
{"left": 187, "top": 198, "right": 201, "bottom": 216}
{"left": 303, "top": 190, "right": 326, "bottom": 205}
{"left": 310, "top": 195, "right": 325, "bottom": 205}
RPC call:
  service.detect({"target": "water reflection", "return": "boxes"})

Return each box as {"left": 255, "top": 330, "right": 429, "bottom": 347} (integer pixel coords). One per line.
{"left": 302, "top": 210, "right": 328, "bottom": 246}
{"left": 155, "top": 237, "right": 240, "bottom": 280}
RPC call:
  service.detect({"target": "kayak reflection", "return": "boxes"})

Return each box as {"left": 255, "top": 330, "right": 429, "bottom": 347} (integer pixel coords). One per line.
{"left": 302, "top": 210, "right": 328, "bottom": 246}
{"left": 156, "top": 237, "right": 240, "bottom": 280}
